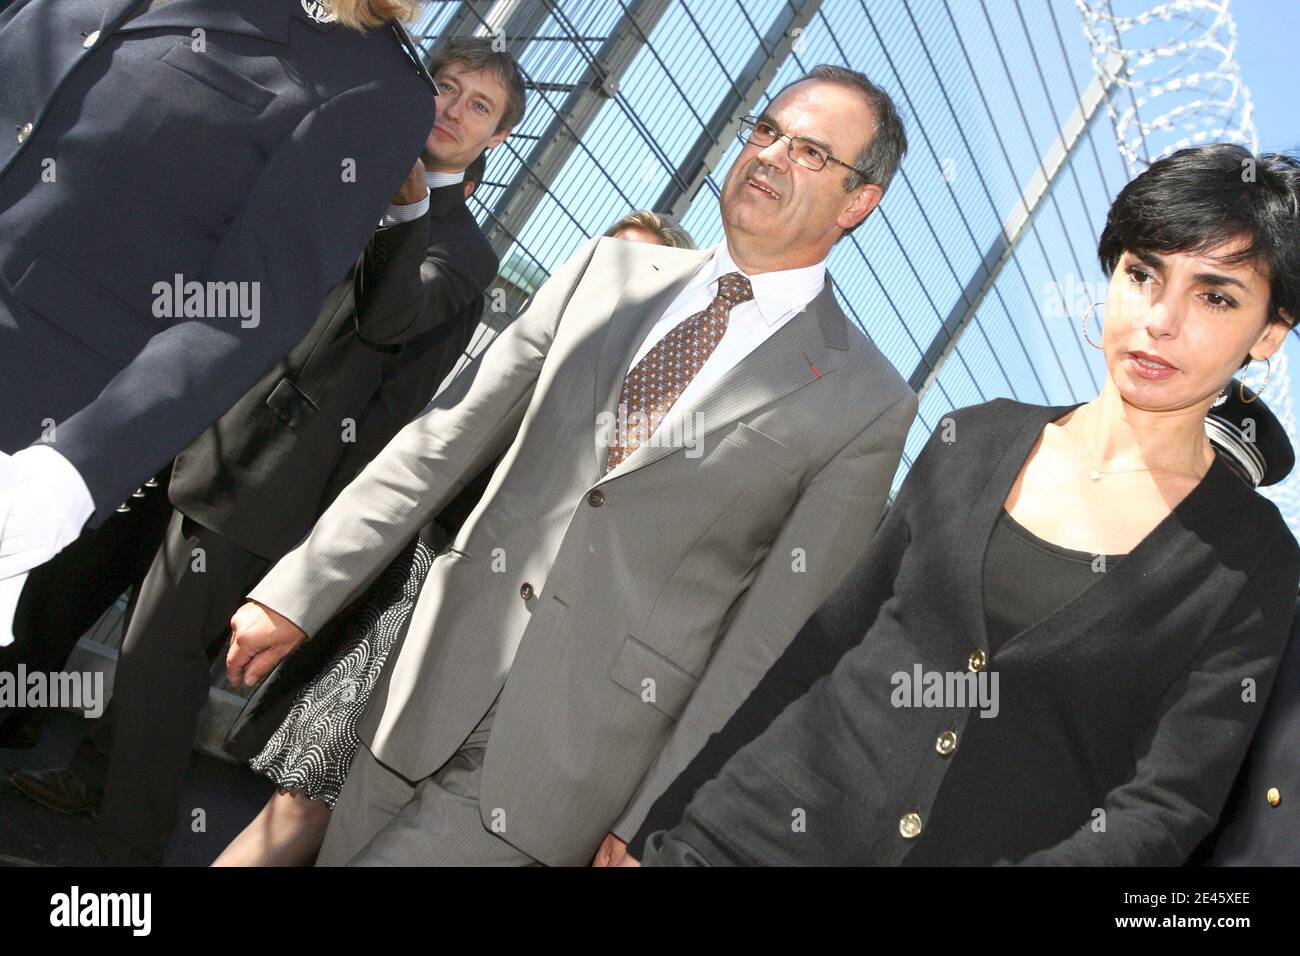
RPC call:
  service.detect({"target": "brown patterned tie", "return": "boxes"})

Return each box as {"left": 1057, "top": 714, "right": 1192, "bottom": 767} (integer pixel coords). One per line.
{"left": 605, "top": 271, "right": 754, "bottom": 470}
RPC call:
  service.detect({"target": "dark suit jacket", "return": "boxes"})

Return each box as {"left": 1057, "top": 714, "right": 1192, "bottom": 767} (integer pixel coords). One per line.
{"left": 321, "top": 287, "right": 490, "bottom": 507}
{"left": 168, "top": 184, "right": 498, "bottom": 560}
{"left": 1195, "top": 599, "right": 1300, "bottom": 865}
{"left": 0, "top": 0, "right": 435, "bottom": 521}
{"left": 636, "top": 399, "right": 1300, "bottom": 866}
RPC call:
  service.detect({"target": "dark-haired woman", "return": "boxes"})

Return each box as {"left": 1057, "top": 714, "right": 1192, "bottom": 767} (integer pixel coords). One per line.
{"left": 624, "top": 144, "right": 1300, "bottom": 866}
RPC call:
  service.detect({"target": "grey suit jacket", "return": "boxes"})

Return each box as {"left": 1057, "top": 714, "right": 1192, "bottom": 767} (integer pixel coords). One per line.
{"left": 249, "top": 236, "right": 917, "bottom": 865}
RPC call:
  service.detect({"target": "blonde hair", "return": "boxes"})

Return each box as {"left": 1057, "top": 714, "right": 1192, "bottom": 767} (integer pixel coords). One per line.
{"left": 328, "top": 0, "right": 421, "bottom": 30}
{"left": 603, "top": 210, "right": 696, "bottom": 249}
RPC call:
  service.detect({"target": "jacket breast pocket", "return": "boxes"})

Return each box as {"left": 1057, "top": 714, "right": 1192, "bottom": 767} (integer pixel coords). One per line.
{"left": 13, "top": 252, "right": 156, "bottom": 369}
{"left": 265, "top": 378, "right": 339, "bottom": 462}
{"left": 609, "top": 635, "right": 699, "bottom": 722}
{"left": 721, "top": 423, "right": 805, "bottom": 475}
{"left": 159, "top": 44, "right": 277, "bottom": 113}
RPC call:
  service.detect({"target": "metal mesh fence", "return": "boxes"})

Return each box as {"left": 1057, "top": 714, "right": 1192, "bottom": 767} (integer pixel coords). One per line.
{"left": 413, "top": 0, "right": 1131, "bottom": 485}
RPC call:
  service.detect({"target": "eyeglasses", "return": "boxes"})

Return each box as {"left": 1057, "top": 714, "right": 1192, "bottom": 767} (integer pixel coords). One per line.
{"left": 736, "top": 115, "right": 868, "bottom": 177}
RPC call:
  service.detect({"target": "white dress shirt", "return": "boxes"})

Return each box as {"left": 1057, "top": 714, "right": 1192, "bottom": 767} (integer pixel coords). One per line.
{"left": 621, "top": 241, "right": 826, "bottom": 443}
{"left": 382, "top": 168, "right": 465, "bottom": 226}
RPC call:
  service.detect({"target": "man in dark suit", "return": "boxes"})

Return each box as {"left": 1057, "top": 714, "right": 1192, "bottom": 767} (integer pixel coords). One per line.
{"left": 0, "top": 0, "right": 437, "bottom": 641}
{"left": 316, "top": 160, "right": 496, "bottom": 514}
{"left": 9, "top": 37, "right": 522, "bottom": 865}
{"left": 222, "top": 153, "right": 495, "bottom": 760}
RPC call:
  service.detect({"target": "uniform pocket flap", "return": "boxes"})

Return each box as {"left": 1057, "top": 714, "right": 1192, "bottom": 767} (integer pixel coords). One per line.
{"left": 160, "top": 44, "right": 276, "bottom": 113}
{"left": 13, "top": 252, "right": 155, "bottom": 368}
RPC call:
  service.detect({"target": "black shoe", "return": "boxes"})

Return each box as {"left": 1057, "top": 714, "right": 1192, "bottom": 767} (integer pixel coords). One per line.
{"left": 9, "top": 767, "right": 102, "bottom": 815}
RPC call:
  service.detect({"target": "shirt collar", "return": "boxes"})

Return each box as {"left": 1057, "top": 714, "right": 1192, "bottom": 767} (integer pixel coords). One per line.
{"left": 691, "top": 241, "right": 827, "bottom": 327}
{"left": 426, "top": 169, "right": 465, "bottom": 190}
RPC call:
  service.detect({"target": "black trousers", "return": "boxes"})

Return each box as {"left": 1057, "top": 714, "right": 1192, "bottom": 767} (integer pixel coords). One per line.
{"left": 0, "top": 469, "right": 171, "bottom": 742}
{"left": 90, "top": 509, "right": 269, "bottom": 865}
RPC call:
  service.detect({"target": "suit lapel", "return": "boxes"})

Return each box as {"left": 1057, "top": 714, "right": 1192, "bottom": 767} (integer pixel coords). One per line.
{"left": 595, "top": 275, "right": 849, "bottom": 484}
{"left": 427, "top": 183, "right": 466, "bottom": 219}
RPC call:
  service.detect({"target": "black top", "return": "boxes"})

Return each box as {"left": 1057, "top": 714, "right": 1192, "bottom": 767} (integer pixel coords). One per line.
{"left": 983, "top": 509, "right": 1125, "bottom": 653}
{"left": 631, "top": 399, "right": 1300, "bottom": 866}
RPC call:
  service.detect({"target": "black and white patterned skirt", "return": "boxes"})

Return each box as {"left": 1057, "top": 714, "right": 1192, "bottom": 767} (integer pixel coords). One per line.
{"left": 248, "top": 535, "right": 436, "bottom": 807}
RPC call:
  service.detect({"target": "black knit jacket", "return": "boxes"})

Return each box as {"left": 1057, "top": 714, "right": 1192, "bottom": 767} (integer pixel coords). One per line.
{"left": 633, "top": 398, "right": 1300, "bottom": 866}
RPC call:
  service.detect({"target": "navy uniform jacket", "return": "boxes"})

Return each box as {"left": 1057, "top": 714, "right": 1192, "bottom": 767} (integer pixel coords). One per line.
{"left": 0, "top": 0, "right": 436, "bottom": 522}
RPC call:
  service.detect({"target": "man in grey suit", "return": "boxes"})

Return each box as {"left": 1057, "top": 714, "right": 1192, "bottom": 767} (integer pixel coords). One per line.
{"left": 224, "top": 65, "right": 918, "bottom": 867}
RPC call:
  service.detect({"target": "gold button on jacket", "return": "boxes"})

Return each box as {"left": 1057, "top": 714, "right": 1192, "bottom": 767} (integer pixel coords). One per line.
{"left": 899, "top": 812, "right": 923, "bottom": 839}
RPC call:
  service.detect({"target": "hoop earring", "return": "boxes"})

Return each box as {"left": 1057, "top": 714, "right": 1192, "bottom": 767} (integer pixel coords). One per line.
{"left": 1081, "top": 301, "right": 1104, "bottom": 350}
{"left": 1240, "top": 356, "right": 1271, "bottom": 403}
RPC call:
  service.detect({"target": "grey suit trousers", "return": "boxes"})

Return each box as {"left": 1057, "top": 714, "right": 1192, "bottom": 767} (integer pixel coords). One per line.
{"left": 317, "top": 699, "right": 538, "bottom": 866}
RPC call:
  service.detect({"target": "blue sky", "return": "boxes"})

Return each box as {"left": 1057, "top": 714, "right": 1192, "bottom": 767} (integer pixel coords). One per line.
{"left": 1235, "top": 0, "right": 1300, "bottom": 155}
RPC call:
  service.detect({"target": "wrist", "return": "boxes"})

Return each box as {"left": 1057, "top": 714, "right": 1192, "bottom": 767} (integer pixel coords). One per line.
{"left": 393, "top": 184, "right": 430, "bottom": 206}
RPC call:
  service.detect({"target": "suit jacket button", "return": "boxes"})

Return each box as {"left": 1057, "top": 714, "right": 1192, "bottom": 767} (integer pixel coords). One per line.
{"left": 520, "top": 582, "right": 534, "bottom": 601}
{"left": 1267, "top": 787, "right": 1281, "bottom": 807}
{"left": 115, "top": 502, "right": 131, "bottom": 513}
{"left": 967, "top": 649, "right": 987, "bottom": 673}
{"left": 17, "top": 122, "right": 33, "bottom": 144}
{"left": 935, "top": 731, "right": 958, "bottom": 756}
{"left": 83, "top": 30, "right": 100, "bottom": 48}
{"left": 587, "top": 489, "right": 605, "bottom": 508}
{"left": 899, "top": 812, "right": 923, "bottom": 839}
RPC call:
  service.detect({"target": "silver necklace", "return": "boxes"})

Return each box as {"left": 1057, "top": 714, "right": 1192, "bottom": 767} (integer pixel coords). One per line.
{"left": 1086, "top": 443, "right": 1204, "bottom": 481}
{"left": 1079, "top": 410, "right": 1204, "bottom": 481}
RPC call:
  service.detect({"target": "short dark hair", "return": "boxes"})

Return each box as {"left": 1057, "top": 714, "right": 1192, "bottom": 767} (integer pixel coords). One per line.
{"left": 1097, "top": 144, "right": 1300, "bottom": 339}
{"left": 427, "top": 37, "right": 527, "bottom": 134}
{"left": 771, "top": 65, "right": 908, "bottom": 236}
{"left": 464, "top": 151, "right": 488, "bottom": 189}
